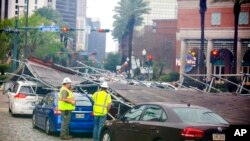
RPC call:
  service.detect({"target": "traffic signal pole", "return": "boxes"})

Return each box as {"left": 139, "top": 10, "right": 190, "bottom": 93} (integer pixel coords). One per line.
{"left": 24, "top": 0, "right": 29, "bottom": 59}
{"left": 13, "top": 17, "right": 18, "bottom": 72}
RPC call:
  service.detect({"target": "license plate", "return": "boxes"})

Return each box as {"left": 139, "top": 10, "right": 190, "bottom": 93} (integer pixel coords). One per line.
{"left": 212, "top": 133, "right": 225, "bottom": 141}
{"left": 75, "top": 114, "right": 85, "bottom": 118}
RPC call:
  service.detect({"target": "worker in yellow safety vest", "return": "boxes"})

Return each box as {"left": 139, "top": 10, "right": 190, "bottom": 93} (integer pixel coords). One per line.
{"left": 92, "top": 82, "right": 112, "bottom": 141}
{"left": 58, "top": 77, "right": 76, "bottom": 140}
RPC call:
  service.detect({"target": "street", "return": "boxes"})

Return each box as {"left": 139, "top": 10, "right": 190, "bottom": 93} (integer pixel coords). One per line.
{"left": 0, "top": 93, "right": 92, "bottom": 141}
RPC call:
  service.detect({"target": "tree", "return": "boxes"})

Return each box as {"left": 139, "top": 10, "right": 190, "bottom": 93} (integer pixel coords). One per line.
{"left": 0, "top": 8, "right": 70, "bottom": 69}
{"left": 34, "top": 7, "right": 62, "bottom": 24}
{"left": 0, "top": 19, "right": 13, "bottom": 62}
{"left": 199, "top": 0, "right": 207, "bottom": 76}
{"left": 213, "top": 0, "right": 250, "bottom": 74}
{"left": 104, "top": 53, "right": 121, "bottom": 71}
{"left": 113, "top": 0, "right": 150, "bottom": 78}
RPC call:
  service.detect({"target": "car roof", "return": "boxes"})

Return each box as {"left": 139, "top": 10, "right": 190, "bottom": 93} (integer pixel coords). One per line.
{"left": 139, "top": 102, "right": 208, "bottom": 109}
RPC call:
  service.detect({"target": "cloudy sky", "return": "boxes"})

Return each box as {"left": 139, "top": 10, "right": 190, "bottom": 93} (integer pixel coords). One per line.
{"left": 87, "top": 0, "right": 119, "bottom": 52}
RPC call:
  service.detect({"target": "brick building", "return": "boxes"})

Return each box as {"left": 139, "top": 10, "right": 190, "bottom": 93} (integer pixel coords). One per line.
{"left": 132, "top": 19, "right": 177, "bottom": 72}
{"left": 176, "top": 0, "right": 250, "bottom": 84}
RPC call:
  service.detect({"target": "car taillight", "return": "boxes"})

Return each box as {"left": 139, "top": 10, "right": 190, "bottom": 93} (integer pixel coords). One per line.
{"left": 14, "top": 93, "right": 27, "bottom": 99}
{"left": 54, "top": 108, "right": 62, "bottom": 115}
{"left": 91, "top": 112, "right": 94, "bottom": 116}
{"left": 181, "top": 127, "right": 204, "bottom": 138}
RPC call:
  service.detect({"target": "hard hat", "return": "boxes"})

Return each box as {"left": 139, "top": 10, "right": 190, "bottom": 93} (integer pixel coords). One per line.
{"left": 62, "top": 77, "right": 72, "bottom": 84}
{"left": 100, "top": 82, "right": 109, "bottom": 88}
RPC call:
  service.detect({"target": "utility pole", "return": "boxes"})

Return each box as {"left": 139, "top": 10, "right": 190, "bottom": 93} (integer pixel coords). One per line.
{"left": 13, "top": 17, "right": 18, "bottom": 72}
{"left": 24, "top": 0, "right": 29, "bottom": 58}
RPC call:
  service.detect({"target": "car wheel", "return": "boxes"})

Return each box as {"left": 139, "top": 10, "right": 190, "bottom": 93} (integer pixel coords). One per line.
{"left": 32, "top": 114, "right": 37, "bottom": 128}
{"left": 45, "top": 118, "right": 51, "bottom": 135}
{"left": 101, "top": 130, "right": 112, "bottom": 141}
{"left": 10, "top": 108, "right": 16, "bottom": 117}
{"left": 8, "top": 107, "right": 11, "bottom": 113}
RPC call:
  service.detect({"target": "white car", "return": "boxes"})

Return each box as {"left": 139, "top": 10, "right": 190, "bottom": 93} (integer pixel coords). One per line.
{"left": 8, "top": 81, "right": 39, "bottom": 116}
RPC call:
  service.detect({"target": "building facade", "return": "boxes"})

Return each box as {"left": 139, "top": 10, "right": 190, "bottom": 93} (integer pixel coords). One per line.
{"left": 86, "top": 18, "right": 106, "bottom": 63}
{"left": 0, "top": 0, "right": 54, "bottom": 20}
{"left": 176, "top": 0, "right": 250, "bottom": 84}
{"left": 142, "top": 0, "right": 177, "bottom": 26}
{"left": 56, "top": 0, "right": 87, "bottom": 51}
{"left": 133, "top": 19, "right": 177, "bottom": 72}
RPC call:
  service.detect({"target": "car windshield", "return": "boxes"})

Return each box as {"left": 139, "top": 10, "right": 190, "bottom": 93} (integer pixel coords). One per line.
{"left": 173, "top": 107, "right": 228, "bottom": 124}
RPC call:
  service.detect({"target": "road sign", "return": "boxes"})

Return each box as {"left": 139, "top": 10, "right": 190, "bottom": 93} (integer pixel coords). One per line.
{"left": 39, "top": 26, "right": 60, "bottom": 32}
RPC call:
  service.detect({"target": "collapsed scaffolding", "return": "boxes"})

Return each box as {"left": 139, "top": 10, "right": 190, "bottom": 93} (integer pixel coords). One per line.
{"left": 3, "top": 57, "right": 250, "bottom": 122}
{"left": 5, "top": 58, "right": 133, "bottom": 119}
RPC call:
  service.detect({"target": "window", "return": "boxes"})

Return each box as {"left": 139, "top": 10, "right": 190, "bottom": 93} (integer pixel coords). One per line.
{"left": 35, "top": 6, "right": 38, "bottom": 10}
{"left": 239, "top": 12, "right": 249, "bottom": 25}
{"left": 141, "top": 105, "right": 166, "bottom": 122}
{"left": 44, "top": 95, "right": 54, "bottom": 107}
{"left": 173, "top": 108, "right": 228, "bottom": 124}
{"left": 75, "top": 96, "right": 92, "bottom": 107}
{"left": 24, "top": 0, "right": 27, "bottom": 4}
{"left": 35, "top": 0, "right": 38, "bottom": 4}
{"left": 12, "top": 84, "right": 19, "bottom": 93}
{"left": 19, "top": 86, "right": 33, "bottom": 94}
{"left": 123, "top": 105, "right": 147, "bottom": 121}
{"left": 211, "top": 12, "right": 221, "bottom": 26}
{"left": 16, "top": 0, "right": 18, "bottom": 3}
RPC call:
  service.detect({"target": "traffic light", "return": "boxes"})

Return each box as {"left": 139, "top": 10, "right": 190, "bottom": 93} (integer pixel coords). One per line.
{"left": 61, "top": 27, "right": 69, "bottom": 32}
{"left": 146, "top": 54, "right": 154, "bottom": 66}
{"left": 98, "top": 29, "right": 110, "bottom": 32}
{"left": 210, "top": 49, "right": 220, "bottom": 63}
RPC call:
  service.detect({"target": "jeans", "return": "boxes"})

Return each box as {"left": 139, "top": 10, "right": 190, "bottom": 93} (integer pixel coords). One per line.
{"left": 93, "top": 116, "right": 107, "bottom": 141}
{"left": 60, "top": 110, "right": 72, "bottom": 138}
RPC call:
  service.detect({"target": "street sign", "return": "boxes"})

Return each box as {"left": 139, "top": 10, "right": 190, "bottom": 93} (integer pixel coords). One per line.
{"left": 39, "top": 26, "right": 60, "bottom": 32}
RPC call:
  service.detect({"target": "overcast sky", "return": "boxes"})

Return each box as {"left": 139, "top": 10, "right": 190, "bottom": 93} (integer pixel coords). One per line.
{"left": 87, "top": 0, "right": 119, "bottom": 52}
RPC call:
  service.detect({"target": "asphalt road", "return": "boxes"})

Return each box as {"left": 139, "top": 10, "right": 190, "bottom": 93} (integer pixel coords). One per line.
{"left": 0, "top": 93, "right": 92, "bottom": 141}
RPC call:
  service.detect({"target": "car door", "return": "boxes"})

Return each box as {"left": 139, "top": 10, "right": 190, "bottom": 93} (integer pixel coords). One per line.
{"left": 38, "top": 94, "right": 52, "bottom": 128}
{"left": 42, "top": 94, "right": 54, "bottom": 120}
{"left": 35, "top": 97, "right": 46, "bottom": 128}
{"left": 137, "top": 105, "right": 167, "bottom": 141}
{"left": 114, "top": 105, "right": 147, "bottom": 141}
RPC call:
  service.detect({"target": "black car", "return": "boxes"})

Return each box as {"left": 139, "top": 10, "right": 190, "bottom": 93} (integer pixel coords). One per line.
{"left": 101, "top": 102, "right": 229, "bottom": 141}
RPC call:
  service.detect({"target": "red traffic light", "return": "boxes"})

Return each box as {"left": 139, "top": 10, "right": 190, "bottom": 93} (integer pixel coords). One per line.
{"left": 211, "top": 49, "right": 219, "bottom": 57}
{"left": 98, "top": 29, "right": 110, "bottom": 32}
{"left": 147, "top": 54, "right": 153, "bottom": 61}
{"left": 62, "top": 27, "right": 69, "bottom": 32}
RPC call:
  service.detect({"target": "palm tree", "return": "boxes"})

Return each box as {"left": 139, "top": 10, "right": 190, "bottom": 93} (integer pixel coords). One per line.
{"left": 199, "top": 0, "right": 207, "bottom": 76}
{"left": 113, "top": 0, "right": 150, "bottom": 78}
{"left": 213, "top": 0, "right": 250, "bottom": 74}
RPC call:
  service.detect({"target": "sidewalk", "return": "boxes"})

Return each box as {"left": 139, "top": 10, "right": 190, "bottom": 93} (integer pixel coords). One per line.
{"left": 0, "top": 91, "right": 9, "bottom": 112}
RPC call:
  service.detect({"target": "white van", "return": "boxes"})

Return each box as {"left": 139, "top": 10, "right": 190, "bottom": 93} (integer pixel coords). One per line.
{"left": 7, "top": 81, "right": 39, "bottom": 116}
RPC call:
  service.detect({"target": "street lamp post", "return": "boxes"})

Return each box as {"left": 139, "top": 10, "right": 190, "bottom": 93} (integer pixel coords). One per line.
{"left": 126, "top": 57, "right": 130, "bottom": 77}
{"left": 142, "top": 49, "right": 147, "bottom": 80}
